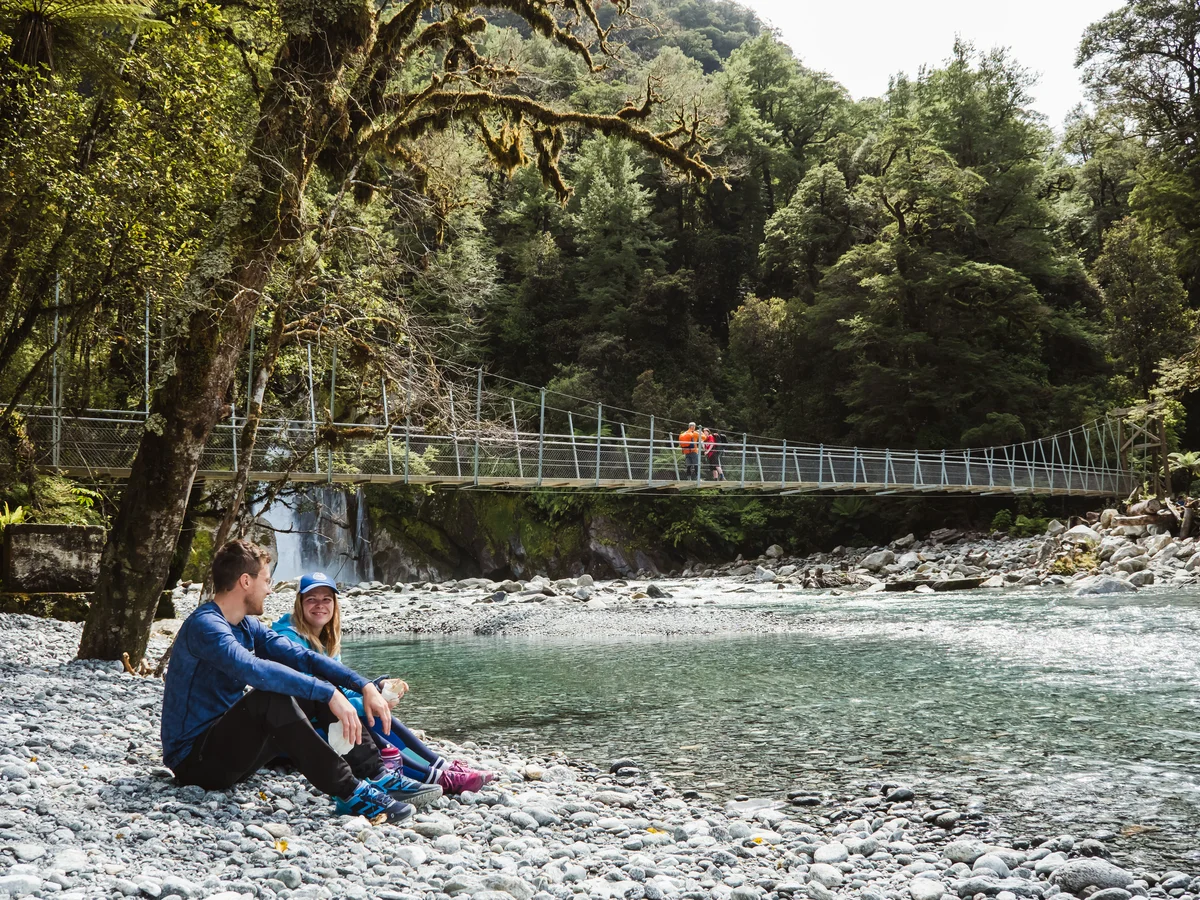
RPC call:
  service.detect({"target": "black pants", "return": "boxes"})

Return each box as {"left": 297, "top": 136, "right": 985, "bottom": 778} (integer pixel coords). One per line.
{"left": 172, "top": 690, "right": 383, "bottom": 799}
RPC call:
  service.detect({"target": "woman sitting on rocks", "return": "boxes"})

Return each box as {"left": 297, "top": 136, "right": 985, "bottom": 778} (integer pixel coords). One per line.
{"left": 273, "top": 572, "right": 493, "bottom": 795}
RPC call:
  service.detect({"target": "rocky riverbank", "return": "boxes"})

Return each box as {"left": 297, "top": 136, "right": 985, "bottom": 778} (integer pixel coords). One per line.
{"left": 159, "top": 509, "right": 1200, "bottom": 640}
{"left": 1, "top": 613, "right": 1197, "bottom": 900}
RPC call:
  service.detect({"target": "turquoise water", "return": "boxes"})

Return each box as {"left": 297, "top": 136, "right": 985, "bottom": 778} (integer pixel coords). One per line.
{"left": 343, "top": 587, "right": 1200, "bottom": 868}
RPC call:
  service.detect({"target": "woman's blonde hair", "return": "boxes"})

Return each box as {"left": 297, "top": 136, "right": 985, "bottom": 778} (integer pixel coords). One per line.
{"left": 292, "top": 590, "right": 341, "bottom": 657}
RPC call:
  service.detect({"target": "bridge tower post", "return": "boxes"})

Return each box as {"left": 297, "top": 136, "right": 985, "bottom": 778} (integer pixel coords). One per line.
{"left": 595, "top": 403, "right": 602, "bottom": 486}
{"left": 780, "top": 439, "right": 787, "bottom": 488}
{"left": 51, "top": 273, "right": 60, "bottom": 469}
{"left": 511, "top": 399, "right": 524, "bottom": 479}
{"left": 537, "top": 388, "right": 546, "bottom": 487}
{"left": 144, "top": 290, "right": 151, "bottom": 414}
{"left": 817, "top": 444, "right": 824, "bottom": 490}
{"left": 473, "top": 368, "right": 482, "bottom": 487}
{"left": 306, "top": 344, "right": 318, "bottom": 474}
{"left": 328, "top": 343, "right": 337, "bottom": 482}
{"left": 449, "top": 385, "right": 462, "bottom": 477}
{"left": 382, "top": 377, "right": 393, "bottom": 476}
{"left": 567, "top": 412, "right": 580, "bottom": 479}
{"left": 741, "top": 434, "right": 748, "bottom": 489}
{"left": 648, "top": 416, "right": 655, "bottom": 485}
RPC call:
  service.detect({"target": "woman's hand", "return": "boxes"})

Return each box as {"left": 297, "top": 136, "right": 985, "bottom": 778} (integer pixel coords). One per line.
{"left": 328, "top": 691, "right": 362, "bottom": 746}
{"left": 360, "top": 683, "right": 392, "bottom": 735}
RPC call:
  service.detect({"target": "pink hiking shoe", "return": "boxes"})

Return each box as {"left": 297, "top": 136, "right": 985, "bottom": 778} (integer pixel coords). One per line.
{"left": 437, "top": 760, "right": 495, "bottom": 795}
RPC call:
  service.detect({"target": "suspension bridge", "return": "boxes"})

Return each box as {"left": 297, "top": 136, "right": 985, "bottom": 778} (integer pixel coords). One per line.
{"left": 21, "top": 404, "right": 1142, "bottom": 497}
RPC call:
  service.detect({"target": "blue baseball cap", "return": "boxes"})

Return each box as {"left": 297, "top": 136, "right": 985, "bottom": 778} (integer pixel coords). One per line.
{"left": 299, "top": 572, "right": 339, "bottom": 596}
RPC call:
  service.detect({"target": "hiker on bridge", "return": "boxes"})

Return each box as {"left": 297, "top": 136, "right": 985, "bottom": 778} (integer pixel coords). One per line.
{"left": 160, "top": 539, "right": 425, "bottom": 825}
{"left": 680, "top": 422, "right": 700, "bottom": 479}
{"left": 705, "top": 429, "right": 726, "bottom": 481}
{"left": 272, "top": 572, "right": 493, "bottom": 794}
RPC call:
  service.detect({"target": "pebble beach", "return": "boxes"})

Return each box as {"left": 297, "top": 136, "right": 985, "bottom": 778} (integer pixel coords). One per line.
{"left": 3, "top": 513, "right": 1200, "bottom": 899}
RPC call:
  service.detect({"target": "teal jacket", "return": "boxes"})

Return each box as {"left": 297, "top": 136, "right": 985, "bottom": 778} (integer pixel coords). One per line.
{"left": 271, "top": 613, "right": 365, "bottom": 716}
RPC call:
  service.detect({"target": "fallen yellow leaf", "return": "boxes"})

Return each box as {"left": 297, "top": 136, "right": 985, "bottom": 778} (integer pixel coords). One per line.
{"left": 275, "top": 839, "right": 288, "bottom": 852}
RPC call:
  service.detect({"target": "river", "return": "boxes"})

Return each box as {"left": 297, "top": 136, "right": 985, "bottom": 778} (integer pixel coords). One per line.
{"left": 343, "top": 583, "right": 1200, "bottom": 869}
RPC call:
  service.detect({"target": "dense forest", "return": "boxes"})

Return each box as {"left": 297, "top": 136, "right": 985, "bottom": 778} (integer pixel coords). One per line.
{"left": 5, "top": 0, "right": 1200, "bottom": 657}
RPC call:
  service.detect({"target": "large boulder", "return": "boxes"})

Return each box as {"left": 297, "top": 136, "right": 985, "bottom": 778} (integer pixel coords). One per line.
{"left": 1144, "top": 533, "right": 1174, "bottom": 556}
{"left": 1109, "top": 544, "right": 1143, "bottom": 564}
{"left": 1074, "top": 576, "right": 1138, "bottom": 597}
{"left": 861, "top": 550, "right": 895, "bottom": 572}
{"left": 1062, "top": 525, "right": 1101, "bottom": 548}
{"left": 1045, "top": 519, "right": 1066, "bottom": 536}
{"left": 1050, "top": 859, "right": 1135, "bottom": 895}
{"left": 2, "top": 524, "right": 105, "bottom": 592}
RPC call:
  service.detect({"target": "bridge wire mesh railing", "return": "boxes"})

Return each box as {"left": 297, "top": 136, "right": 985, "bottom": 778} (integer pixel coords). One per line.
{"left": 21, "top": 404, "right": 1136, "bottom": 496}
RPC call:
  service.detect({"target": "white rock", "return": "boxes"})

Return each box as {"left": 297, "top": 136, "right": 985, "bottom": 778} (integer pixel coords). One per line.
{"left": 808, "top": 864, "right": 843, "bottom": 888}
{"left": 909, "top": 879, "right": 946, "bottom": 900}
{"left": 1062, "top": 525, "right": 1100, "bottom": 547}
{"left": 754, "top": 566, "right": 777, "bottom": 583}
{"left": 813, "top": 842, "right": 849, "bottom": 864}
{"left": 0, "top": 874, "right": 42, "bottom": 897}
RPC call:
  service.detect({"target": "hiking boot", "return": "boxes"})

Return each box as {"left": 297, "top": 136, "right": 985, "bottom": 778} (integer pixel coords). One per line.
{"left": 335, "top": 780, "right": 415, "bottom": 824}
{"left": 371, "top": 770, "right": 444, "bottom": 808}
{"left": 451, "top": 759, "right": 495, "bottom": 783}
{"left": 438, "top": 760, "right": 495, "bottom": 794}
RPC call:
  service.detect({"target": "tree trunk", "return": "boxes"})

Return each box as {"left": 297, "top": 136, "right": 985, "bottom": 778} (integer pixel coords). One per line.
{"left": 155, "top": 479, "right": 206, "bottom": 619}
{"left": 77, "top": 4, "right": 378, "bottom": 663}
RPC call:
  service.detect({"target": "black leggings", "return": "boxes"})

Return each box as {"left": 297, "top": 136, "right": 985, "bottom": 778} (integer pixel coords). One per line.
{"left": 172, "top": 689, "right": 383, "bottom": 799}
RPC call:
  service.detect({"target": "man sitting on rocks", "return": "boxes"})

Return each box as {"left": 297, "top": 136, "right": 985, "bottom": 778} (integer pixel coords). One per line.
{"left": 160, "top": 539, "right": 423, "bottom": 823}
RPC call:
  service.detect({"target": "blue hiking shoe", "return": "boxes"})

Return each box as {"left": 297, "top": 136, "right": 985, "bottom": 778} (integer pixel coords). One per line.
{"left": 335, "top": 780, "right": 415, "bottom": 824}
{"left": 371, "top": 770, "right": 444, "bottom": 808}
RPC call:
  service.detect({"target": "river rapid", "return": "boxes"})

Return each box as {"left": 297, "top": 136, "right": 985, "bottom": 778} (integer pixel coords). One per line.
{"left": 342, "top": 581, "right": 1200, "bottom": 870}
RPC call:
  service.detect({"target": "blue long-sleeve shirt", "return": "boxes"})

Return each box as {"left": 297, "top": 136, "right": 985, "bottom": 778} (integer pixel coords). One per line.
{"left": 161, "top": 602, "right": 370, "bottom": 769}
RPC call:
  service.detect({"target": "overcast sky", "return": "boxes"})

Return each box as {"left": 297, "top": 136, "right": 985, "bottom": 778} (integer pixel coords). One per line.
{"left": 737, "top": 0, "right": 1124, "bottom": 129}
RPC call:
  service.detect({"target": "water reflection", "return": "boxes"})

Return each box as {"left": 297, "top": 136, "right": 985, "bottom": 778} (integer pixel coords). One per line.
{"left": 343, "top": 586, "right": 1200, "bottom": 869}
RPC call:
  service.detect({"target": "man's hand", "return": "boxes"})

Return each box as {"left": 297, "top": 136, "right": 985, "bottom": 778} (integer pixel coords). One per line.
{"left": 329, "top": 690, "right": 362, "bottom": 746}
{"left": 361, "top": 683, "right": 392, "bottom": 736}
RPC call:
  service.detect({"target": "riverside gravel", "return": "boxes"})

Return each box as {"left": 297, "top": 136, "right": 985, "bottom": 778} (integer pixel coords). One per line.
{"left": 1, "top": 613, "right": 1198, "bottom": 900}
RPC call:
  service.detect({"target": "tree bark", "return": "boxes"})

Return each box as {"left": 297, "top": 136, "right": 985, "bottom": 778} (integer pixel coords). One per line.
{"left": 155, "top": 479, "right": 206, "bottom": 619}
{"left": 78, "top": 2, "right": 379, "bottom": 663}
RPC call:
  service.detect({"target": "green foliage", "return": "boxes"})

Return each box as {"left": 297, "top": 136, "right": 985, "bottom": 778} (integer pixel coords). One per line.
{"left": 27, "top": 476, "right": 105, "bottom": 526}
{"left": 1010, "top": 515, "right": 1049, "bottom": 538}
{"left": 989, "top": 509, "right": 1014, "bottom": 533}
{"left": 0, "top": 502, "right": 24, "bottom": 534}
{"left": 1093, "top": 217, "right": 1194, "bottom": 396}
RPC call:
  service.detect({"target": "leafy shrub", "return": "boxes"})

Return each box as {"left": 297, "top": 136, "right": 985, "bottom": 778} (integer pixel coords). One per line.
{"left": 1010, "top": 514, "right": 1049, "bottom": 537}
{"left": 1049, "top": 551, "right": 1098, "bottom": 576}
{"left": 990, "top": 509, "right": 1014, "bottom": 532}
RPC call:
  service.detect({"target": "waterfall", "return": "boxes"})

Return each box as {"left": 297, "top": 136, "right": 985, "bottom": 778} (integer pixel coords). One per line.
{"left": 261, "top": 486, "right": 375, "bottom": 585}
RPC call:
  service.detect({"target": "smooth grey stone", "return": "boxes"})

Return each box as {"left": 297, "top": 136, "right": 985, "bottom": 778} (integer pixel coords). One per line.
{"left": 1088, "top": 890, "right": 1133, "bottom": 900}
{"left": 808, "top": 864, "right": 843, "bottom": 888}
{"left": 482, "top": 874, "right": 536, "bottom": 900}
{"left": 944, "top": 840, "right": 989, "bottom": 865}
{"left": 1052, "top": 860, "right": 1136, "bottom": 895}
{"left": 910, "top": 880, "right": 946, "bottom": 900}
{"left": 814, "top": 843, "right": 849, "bottom": 864}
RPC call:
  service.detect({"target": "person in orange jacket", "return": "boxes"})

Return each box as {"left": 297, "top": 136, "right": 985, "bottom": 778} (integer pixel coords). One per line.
{"left": 679, "top": 422, "right": 699, "bottom": 480}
